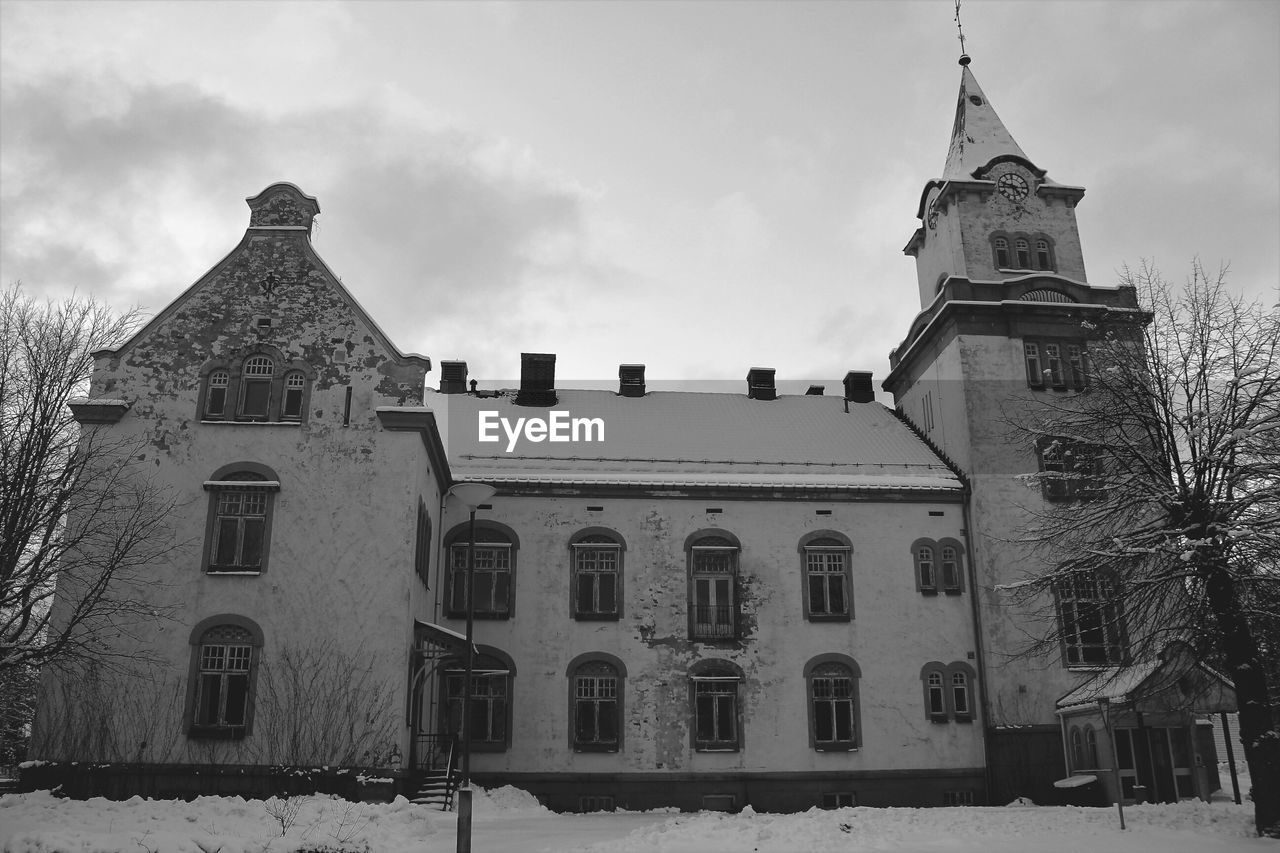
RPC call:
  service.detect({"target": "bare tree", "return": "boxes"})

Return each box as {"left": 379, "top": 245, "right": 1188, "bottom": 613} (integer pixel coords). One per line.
{"left": 1004, "top": 261, "right": 1279, "bottom": 835}
{"left": 1, "top": 282, "right": 183, "bottom": 676}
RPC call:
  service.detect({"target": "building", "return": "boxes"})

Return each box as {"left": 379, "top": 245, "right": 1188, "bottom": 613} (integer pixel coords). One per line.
{"left": 29, "top": 58, "right": 1232, "bottom": 810}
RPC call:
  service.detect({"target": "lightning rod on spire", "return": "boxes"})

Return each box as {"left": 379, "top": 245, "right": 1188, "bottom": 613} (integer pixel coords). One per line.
{"left": 955, "top": 0, "right": 971, "bottom": 66}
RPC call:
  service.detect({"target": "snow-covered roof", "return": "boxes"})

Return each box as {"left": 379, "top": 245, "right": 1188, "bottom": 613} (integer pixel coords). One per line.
{"left": 429, "top": 388, "right": 962, "bottom": 493}
{"left": 1056, "top": 644, "right": 1236, "bottom": 713}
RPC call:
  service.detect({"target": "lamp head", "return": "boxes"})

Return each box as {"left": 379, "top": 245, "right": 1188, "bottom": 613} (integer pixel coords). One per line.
{"left": 448, "top": 482, "right": 497, "bottom": 511}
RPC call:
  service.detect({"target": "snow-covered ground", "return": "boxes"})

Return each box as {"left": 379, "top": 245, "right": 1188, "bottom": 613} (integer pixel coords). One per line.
{"left": 1, "top": 784, "right": 1272, "bottom": 853}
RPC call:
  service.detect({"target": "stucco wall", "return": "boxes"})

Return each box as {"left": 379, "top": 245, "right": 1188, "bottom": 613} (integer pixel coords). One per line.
{"left": 34, "top": 199, "right": 443, "bottom": 768}
{"left": 436, "top": 493, "right": 984, "bottom": 777}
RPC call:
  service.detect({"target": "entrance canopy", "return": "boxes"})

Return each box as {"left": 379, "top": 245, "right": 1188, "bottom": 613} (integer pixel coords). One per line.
{"left": 1057, "top": 642, "right": 1236, "bottom": 715}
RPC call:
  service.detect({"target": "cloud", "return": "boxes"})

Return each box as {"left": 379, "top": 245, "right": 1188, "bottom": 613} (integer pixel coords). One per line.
{"left": 0, "top": 73, "right": 599, "bottom": 355}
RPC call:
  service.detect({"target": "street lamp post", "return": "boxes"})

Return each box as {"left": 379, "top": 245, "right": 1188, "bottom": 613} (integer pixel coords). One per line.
{"left": 1099, "top": 697, "right": 1126, "bottom": 831}
{"left": 446, "top": 482, "right": 496, "bottom": 853}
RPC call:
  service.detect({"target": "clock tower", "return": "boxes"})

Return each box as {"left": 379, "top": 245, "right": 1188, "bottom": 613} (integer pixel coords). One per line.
{"left": 885, "top": 58, "right": 1146, "bottom": 804}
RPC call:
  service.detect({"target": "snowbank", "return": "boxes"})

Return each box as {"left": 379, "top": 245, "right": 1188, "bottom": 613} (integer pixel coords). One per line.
{"left": 0, "top": 786, "right": 1269, "bottom": 853}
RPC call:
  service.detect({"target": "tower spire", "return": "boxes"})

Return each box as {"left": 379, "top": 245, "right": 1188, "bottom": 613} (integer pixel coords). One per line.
{"left": 942, "top": 64, "right": 1030, "bottom": 180}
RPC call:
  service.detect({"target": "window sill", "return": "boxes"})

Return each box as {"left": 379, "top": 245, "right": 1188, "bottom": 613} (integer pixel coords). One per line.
{"left": 694, "top": 746, "right": 741, "bottom": 753}
{"left": 206, "top": 569, "right": 263, "bottom": 576}
{"left": 446, "top": 612, "right": 511, "bottom": 621}
{"left": 806, "top": 613, "right": 852, "bottom": 623}
{"left": 1065, "top": 663, "right": 1124, "bottom": 672}
{"left": 188, "top": 726, "right": 247, "bottom": 740}
{"left": 943, "top": 588, "right": 963, "bottom": 596}
{"left": 573, "top": 613, "right": 621, "bottom": 622}
{"left": 919, "top": 588, "right": 939, "bottom": 596}
{"left": 929, "top": 715, "right": 950, "bottom": 724}
{"left": 200, "top": 420, "right": 301, "bottom": 426}
{"left": 814, "top": 744, "right": 858, "bottom": 752}
{"left": 573, "top": 744, "right": 620, "bottom": 753}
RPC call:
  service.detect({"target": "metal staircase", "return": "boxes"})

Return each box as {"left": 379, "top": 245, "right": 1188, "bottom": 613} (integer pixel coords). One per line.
{"left": 410, "top": 736, "right": 458, "bottom": 810}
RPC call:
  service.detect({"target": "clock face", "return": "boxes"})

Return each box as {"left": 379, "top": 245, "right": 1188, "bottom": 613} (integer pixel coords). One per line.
{"left": 997, "top": 173, "right": 1030, "bottom": 202}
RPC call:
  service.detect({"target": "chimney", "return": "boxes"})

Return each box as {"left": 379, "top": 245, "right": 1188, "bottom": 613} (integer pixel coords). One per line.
{"left": 747, "top": 367, "right": 776, "bottom": 401}
{"left": 516, "top": 352, "right": 557, "bottom": 406}
{"left": 439, "top": 360, "right": 468, "bottom": 394}
{"left": 805, "top": 385, "right": 825, "bottom": 396}
{"left": 843, "top": 370, "right": 875, "bottom": 403}
{"left": 619, "top": 364, "right": 646, "bottom": 397}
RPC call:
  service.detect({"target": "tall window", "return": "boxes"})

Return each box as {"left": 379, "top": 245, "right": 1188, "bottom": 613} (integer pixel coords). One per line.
{"left": 940, "top": 546, "right": 960, "bottom": 592}
{"left": 1015, "top": 238, "right": 1031, "bottom": 269}
{"left": 569, "top": 655, "right": 624, "bottom": 752}
{"left": 240, "top": 356, "right": 274, "bottom": 420}
{"left": 1036, "top": 239, "right": 1053, "bottom": 270}
{"left": 188, "top": 616, "right": 262, "bottom": 738}
{"left": 914, "top": 542, "right": 936, "bottom": 593}
{"left": 282, "top": 371, "right": 305, "bottom": 420}
{"left": 443, "top": 649, "right": 513, "bottom": 750}
{"left": 203, "top": 465, "right": 278, "bottom": 574}
{"left": 692, "top": 663, "right": 742, "bottom": 752}
{"left": 206, "top": 370, "right": 229, "bottom": 417}
{"left": 1056, "top": 571, "right": 1126, "bottom": 666}
{"left": 805, "top": 655, "right": 861, "bottom": 751}
{"left": 688, "top": 534, "right": 740, "bottom": 640}
{"left": 994, "top": 237, "right": 1010, "bottom": 269}
{"left": 801, "top": 534, "right": 852, "bottom": 621}
{"left": 572, "top": 532, "right": 623, "bottom": 620}
{"left": 414, "top": 500, "right": 432, "bottom": 587}
{"left": 810, "top": 664, "right": 858, "bottom": 749}
{"left": 1024, "top": 339, "right": 1087, "bottom": 390}
{"left": 951, "top": 671, "right": 971, "bottom": 719}
{"left": 921, "top": 662, "right": 977, "bottom": 723}
{"left": 447, "top": 524, "right": 516, "bottom": 619}
{"left": 1037, "top": 437, "right": 1104, "bottom": 502}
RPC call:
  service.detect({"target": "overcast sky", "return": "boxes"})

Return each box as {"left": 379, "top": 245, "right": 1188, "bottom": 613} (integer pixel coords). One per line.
{"left": 2, "top": 1, "right": 1277, "bottom": 390}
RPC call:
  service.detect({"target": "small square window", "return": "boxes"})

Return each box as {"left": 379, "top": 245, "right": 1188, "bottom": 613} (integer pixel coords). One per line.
{"left": 701, "top": 794, "right": 736, "bottom": 812}
{"left": 943, "top": 790, "right": 975, "bottom": 806}
{"left": 821, "top": 792, "right": 856, "bottom": 809}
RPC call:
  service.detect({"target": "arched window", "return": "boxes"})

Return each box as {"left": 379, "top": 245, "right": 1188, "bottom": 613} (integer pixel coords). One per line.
{"left": 1070, "top": 726, "right": 1085, "bottom": 772}
{"left": 691, "top": 659, "right": 743, "bottom": 751}
{"left": 206, "top": 370, "right": 229, "bottom": 417}
{"left": 993, "top": 236, "right": 1010, "bottom": 269}
{"left": 921, "top": 661, "right": 977, "bottom": 723}
{"left": 1035, "top": 238, "right": 1054, "bottom": 270}
{"left": 940, "top": 546, "right": 960, "bottom": 592}
{"left": 568, "top": 653, "right": 626, "bottom": 752}
{"left": 805, "top": 654, "right": 862, "bottom": 751}
{"left": 446, "top": 522, "right": 518, "bottom": 620}
{"left": 187, "top": 615, "right": 263, "bottom": 738}
{"left": 1015, "top": 238, "right": 1031, "bottom": 269}
{"left": 687, "top": 532, "right": 740, "bottom": 641}
{"left": 240, "top": 356, "right": 275, "bottom": 420}
{"left": 951, "top": 670, "right": 971, "bottom": 719}
{"left": 1084, "top": 725, "right": 1098, "bottom": 769}
{"left": 799, "top": 532, "right": 853, "bottom": 621}
{"left": 913, "top": 541, "right": 937, "bottom": 593}
{"left": 202, "top": 463, "right": 280, "bottom": 574}
{"left": 281, "top": 370, "right": 306, "bottom": 420}
{"left": 443, "top": 646, "right": 514, "bottom": 751}
{"left": 571, "top": 530, "right": 624, "bottom": 620}
{"left": 926, "top": 669, "right": 946, "bottom": 720}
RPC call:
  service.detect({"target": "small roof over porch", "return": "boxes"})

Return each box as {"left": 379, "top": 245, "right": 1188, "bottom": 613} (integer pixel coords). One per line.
{"left": 1057, "top": 642, "right": 1236, "bottom": 715}
{"left": 413, "top": 620, "right": 476, "bottom": 658}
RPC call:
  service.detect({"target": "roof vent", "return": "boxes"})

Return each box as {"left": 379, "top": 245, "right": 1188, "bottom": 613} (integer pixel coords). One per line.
{"left": 843, "top": 371, "right": 874, "bottom": 404}
{"left": 747, "top": 367, "right": 776, "bottom": 401}
{"left": 439, "top": 360, "right": 468, "bottom": 394}
{"left": 805, "top": 385, "right": 825, "bottom": 396}
{"left": 619, "top": 364, "right": 645, "bottom": 397}
{"left": 516, "top": 352, "right": 557, "bottom": 406}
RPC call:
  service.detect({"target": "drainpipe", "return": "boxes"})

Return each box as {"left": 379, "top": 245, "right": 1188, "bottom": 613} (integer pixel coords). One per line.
{"left": 960, "top": 486, "right": 997, "bottom": 804}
